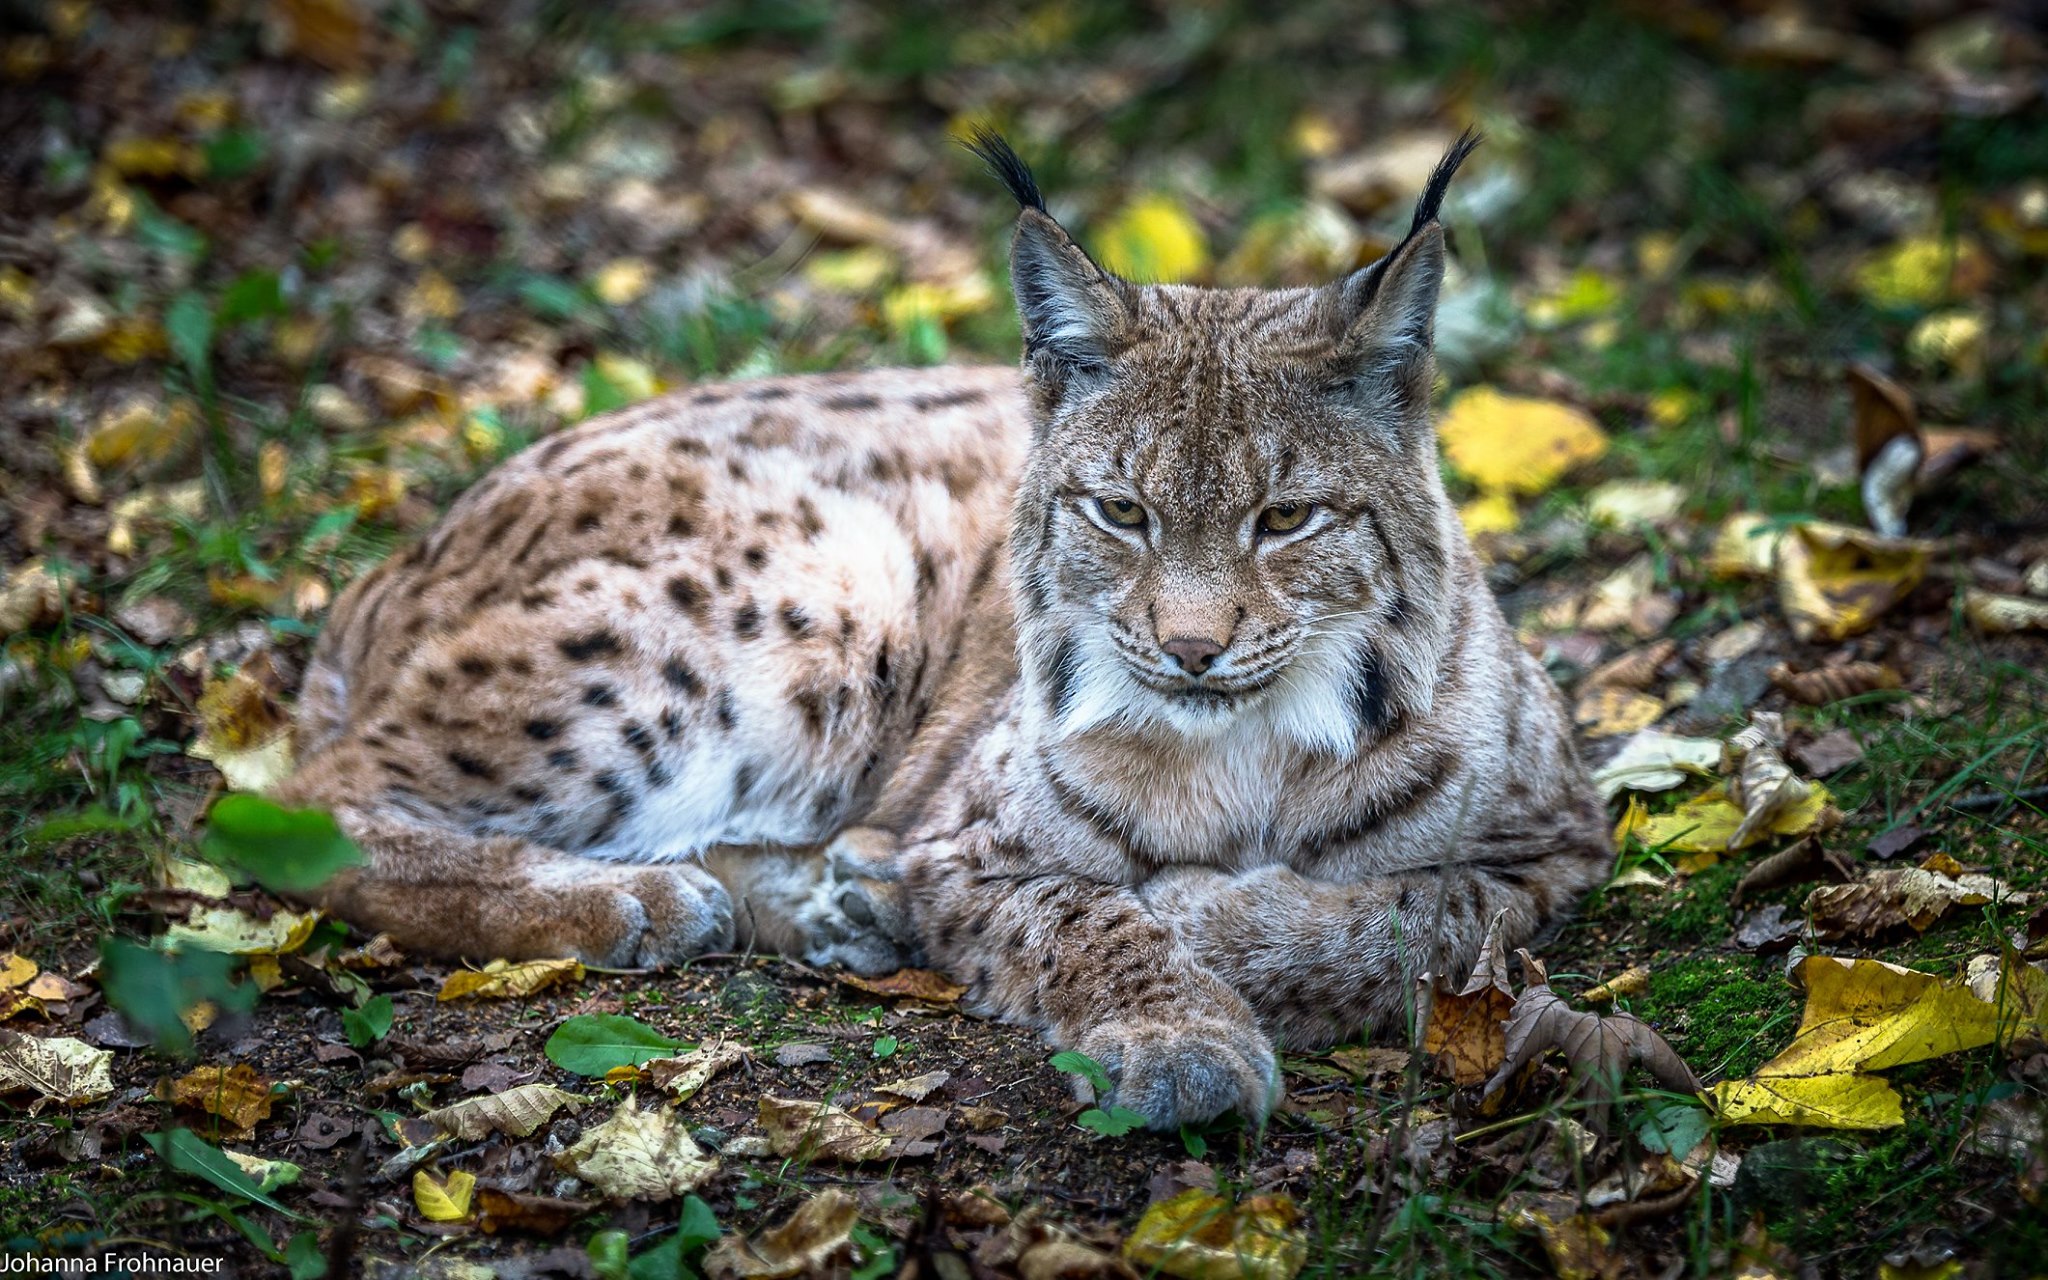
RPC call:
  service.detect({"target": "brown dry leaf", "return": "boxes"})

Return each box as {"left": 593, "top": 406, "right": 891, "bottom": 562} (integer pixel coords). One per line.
{"left": 1805, "top": 863, "right": 2026, "bottom": 939}
{"left": 1722, "top": 714, "right": 1816, "bottom": 851}
{"left": 160, "top": 1064, "right": 276, "bottom": 1136}
{"left": 1582, "top": 640, "right": 1676, "bottom": 692}
{"left": 557, "top": 1094, "right": 718, "bottom": 1201}
{"left": 1122, "top": 1188, "right": 1308, "bottom": 1280}
{"left": 875, "top": 1069, "right": 951, "bottom": 1102}
{"left": 704, "top": 1188, "right": 859, "bottom": 1280}
{"left": 0, "top": 1029, "right": 115, "bottom": 1109}
{"left": 832, "top": 968, "right": 966, "bottom": 1004}
{"left": 1963, "top": 588, "right": 2048, "bottom": 634}
{"left": 475, "top": 1188, "right": 597, "bottom": 1237}
{"left": 420, "top": 1083, "right": 586, "bottom": 1140}
{"left": 1731, "top": 838, "right": 1856, "bottom": 906}
{"left": 1769, "top": 661, "right": 1902, "bottom": 706}
{"left": 436, "top": 958, "right": 584, "bottom": 1001}
{"left": 1505, "top": 1192, "right": 1624, "bottom": 1280}
{"left": 644, "top": 1042, "right": 747, "bottom": 1103}
{"left": 1775, "top": 522, "right": 1932, "bottom": 642}
{"left": 1423, "top": 910, "right": 1514, "bottom": 1085}
{"left": 1573, "top": 685, "right": 1665, "bottom": 739}
{"left": 186, "top": 668, "right": 295, "bottom": 793}
{"left": 1791, "top": 729, "right": 1865, "bottom": 777}
{"left": 0, "top": 561, "right": 68, "bottom": 638}
{"left": 273, "top": 0, "right": 368, "bottom": 69}
{"left": 1578, "top": 556, "right": 1672, "bottom": 636}
{"left": 1847, "top": 362, "right": 1924, "bottom": 537}
{"left": 1483, "top": 953, "right": 1702, "bottom": 1133}
{"left": 759, "top": 1096, "right": 894, "bottom": 1162}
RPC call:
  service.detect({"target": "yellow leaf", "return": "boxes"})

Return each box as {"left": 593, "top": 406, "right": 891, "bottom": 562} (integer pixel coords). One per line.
{"left": 187, "top": 669, "right": 295, "bottom": 793}
{"left": 1458, "top": 491, "right": 1519, "bottom": 537}
{"left": 1573, "top": 686, "right": 1665, "bottom": 740}
{"left": 803, "top": 246, "right": 897, "bottom": 294}
{"left": 436, "top": 957, "right": 584, "bottom": 1002}
{"left": 1775, "top": 522, "right": 1930, "bottom": 642}
{"left": 166, "top": 904, "right": 321, "bottom": 956}
{"left": 1437, "top": 388, "right": 1609, "bottom": 496}
{"left": 1852, "top": 236, "right": 1982, "bottom": 308}
{"left": 104, "top": 135, "right": 203, "bottom": 179}
{"left": 881, "top": 275, "right": 996, "bottom": 337}
{"left": 1905, "top": 309, "right": 1985, "bottom": 373}
{"left": 1635, "top": 783, "right": 1834, "bottom": 855}
{"left": 414, "top": 1168, "right": 476, "bottom": 1222}
{"left": 1963, "top": 588, "right": 2048, "bottom": 634}
{"left": 1706, "top": 512, "right": 1783, "bottom": 579}
{"left": 1710, "top": 1073, "right": 1902, "bottom": 1129}
{"left": 593, "top": 353, "right": 661, "bottom": 404}
{"left": 86, "top": 397, "right": 197, "bottom": 469}
{"left": 1123, "top": 1188, "right": 1308, "bottom": 1280}
{"left": 160, "top": 1064, "right": 277, "bottom": 1135}
{"left": 1217, "top": 200, "right": 1358, "bottom": 287}
{"left": 1586, "top": 479, "right": 1686, "bottom": 529}
{"left": 1646, "top": 387, "right": 1698, "bottom": 427}
{"left": 404, "top": 270, "right": 461, "bottom": 322}
{"left": 1097, "top": 195, "right": 1210, "bottom": 283}
{"left": 1612, "top": 796, "right": 1649, "bottom": 852}
{"left": 0, "top": 954, "right": 37, "bottom": 992}
{"left": 592, "top": 258, "right": 653, "bottom": 306}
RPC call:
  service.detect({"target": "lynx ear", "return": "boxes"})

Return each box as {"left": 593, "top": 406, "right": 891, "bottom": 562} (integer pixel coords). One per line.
{"left": 1328, "top": 130, "right": 1478, "bottom": 407}
{"left": 962, "top": 126, "right": 1130, "bottom": 385}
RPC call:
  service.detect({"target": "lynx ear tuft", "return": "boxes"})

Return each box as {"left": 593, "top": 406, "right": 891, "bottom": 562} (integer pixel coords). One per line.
{"left": 964, "top": 126, "right": 1131, "bottom": 386}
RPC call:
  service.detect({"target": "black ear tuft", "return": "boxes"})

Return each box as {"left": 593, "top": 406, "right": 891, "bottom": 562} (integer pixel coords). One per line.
{"left": 1404, "top": 127, "right": 1480, "bottom": 239}
{"left": 961, "top": 124, "right": 1046, "bottom": 214}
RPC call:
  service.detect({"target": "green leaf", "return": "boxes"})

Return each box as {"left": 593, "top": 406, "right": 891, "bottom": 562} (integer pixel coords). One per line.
{"left": 99, "top": 937, "right": 256, "bottom": 1056}
{"left": 135, "top": 198, "right": 208, "bottom": 262}
{"left": 284, "top": 1230, "right": 328, "bottom": 1279}
{"left": 1050, "top": 1050, "right": 1112, "bottom": 1094}
{"left": 200, "top": 794, "right": 365, "bottom": 894}
{"left": 627, "top": 1195, "right": 721, "bottom": 1280}
{"left": 144, "top": 1129, "right": 307, "bottom": 1219}
{"left": 342, "top": 994, "right": 394, "bottom": 1049}
{"left": 1179, "top": 1123, "right": 1207, "bottom": 1159}
{"left": 582, "top": 362, "right": 628, "bottom": 418}
{"left": 164, "top": 291, "right": 215, "bottom": 381}
{"left": 589, "top": 1228, "right": 630, "bottom": 1280}
{"left": 1637, "top": 1097, "right": 1711, "bottom": 1156}
{"left": 218, "top": 270, "right": 286, "bottom": 327}
{"left": 849, "top": 1222, "right": 896, "bottom": 1280}
{"left": 871, "top": 1034, "right": 898, "bottom": 1059}
{"left": 1076, "top": 1106, "right": 1148, "bottom": 1138}
{"left": 518, "top": 274, "right": 595, "bottom": 322}
{"left": 205, "top": 128, "right": 266, "bottom": 181}
{"left": 545, "top": 1014, "right": 687, "bottom": 1076}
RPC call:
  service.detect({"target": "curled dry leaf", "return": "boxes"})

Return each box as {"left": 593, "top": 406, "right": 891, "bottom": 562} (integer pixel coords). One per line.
{"left": 0, "top": 1029, "right": 115, "bottom": 1109}
{"left": 831, "top": 967, "right": 967, "bottom": 1004}
{"left": 1790, "top": 729, "right": 1865, "bottom": 777}
{"left": 1723, "top": 714, "right": 1815, "bottom": 851}
{"left": 419, "top": 1083, "right": 586, "bottom": 1140}
{"left": 437, "top": 957, "right": 584, "bottom": 1001}
{"left": 758, "top": 1095, "right": 893, "bottom": 1162}
{"left": 160, "top": 1064, "right": 276, "bottom": 1136}
{"left": 876, "top": 1069, "right": 951, "bottom": 1102}
{"left": 1582, "top": 640, "right": 1677, "bottom": 692}
{"left": 704, "top": 1189, "right": 858, "bottom": 1280}
{"left": 1963, "top": 588, "right": 2048, "bottom": 634}
{"left": 1422, "top": 910, "right": 1515, "bottom": 1086}
{"left": 1731, "top": 838, "right": 1856, "bottom": 906}
{"left": 1591, "top": 730, "right": 1720, "bottom": 800}
{"left": 1122, "top": 1188, "right": 1309, "bottom": 1280}
{"left": 166, "top": 904, "right": 321, "bottom": 956}
{"left": 1580, "top": 967, "right": 1650, "bottom": 1004}
{"left": 186, "top": 668, "right": 296, "bottom": 793}
{"left": 1482, "top": 953, "right": 1702, "bottom": 1134}
{"left": 1768, "top": 661, "right": 1902, "bottom": 706}
{"left": 645, "top": 1041, "right": 748, "bottom": 1103}
{"left": 0, "top": 561, "right": 67, "bottom": 638}
{"left": 1804, "top": 861, "right": 2026, "bottom": 939}
{"left": 1775, "top": 522, "right": 1932, "bottom": 643}
{"left": 1847, "top": 362, "right": 1923, "bottom": 538}
{"left": 557, "top": 1093, "right": 718, "bottom": 1201}
{"left": 475, "top": 1188, "right": 597, "bottom": 1237}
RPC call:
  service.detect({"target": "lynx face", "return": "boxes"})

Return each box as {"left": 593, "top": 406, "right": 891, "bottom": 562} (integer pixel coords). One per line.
{"left": 992, "top": 133, "right": 1476, "bottom": 754}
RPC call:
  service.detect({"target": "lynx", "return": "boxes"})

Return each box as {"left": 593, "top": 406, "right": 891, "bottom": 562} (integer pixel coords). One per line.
{"left": 272, "top": 129, "right": 1613, "bottom": 1128}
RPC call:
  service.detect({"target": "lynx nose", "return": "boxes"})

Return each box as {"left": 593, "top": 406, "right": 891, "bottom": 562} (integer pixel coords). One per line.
{"left": 1160, "top": 636, "right": 1225, "bottom": 676}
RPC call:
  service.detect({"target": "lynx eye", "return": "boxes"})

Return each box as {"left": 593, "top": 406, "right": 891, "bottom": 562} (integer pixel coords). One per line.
{"left": 1096, "top": 497, "right": 1148, "bottom": 528}
{"left": 1258, "top": 503, "right": 1313, "bottom": 535}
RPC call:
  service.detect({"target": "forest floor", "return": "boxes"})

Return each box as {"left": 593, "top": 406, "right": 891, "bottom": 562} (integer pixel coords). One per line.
{"left": 3, "top": 1, "right": 2046, "bottom": 1277}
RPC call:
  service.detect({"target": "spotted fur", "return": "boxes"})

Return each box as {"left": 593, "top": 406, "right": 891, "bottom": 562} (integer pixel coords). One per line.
{"left": 276, "top": 132, "right": 1610, "bottom": 1129}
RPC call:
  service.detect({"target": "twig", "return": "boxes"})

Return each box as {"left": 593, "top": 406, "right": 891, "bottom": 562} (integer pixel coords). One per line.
{"left": 1947, "top": 783, "right": 2048, "bottom": 814}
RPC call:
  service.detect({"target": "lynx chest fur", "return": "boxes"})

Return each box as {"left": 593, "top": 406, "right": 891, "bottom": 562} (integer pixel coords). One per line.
{"left": 277, "top": 131, "right": 1612, "bottom": 1130}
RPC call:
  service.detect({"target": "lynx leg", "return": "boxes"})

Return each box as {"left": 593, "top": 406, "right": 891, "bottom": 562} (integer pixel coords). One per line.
{"left": 903, "top": 833, "right": 1277, "bottom": 1130}
{"left": 297, "top": 809, "right": 734, "bottom": 967}
{"left": 699, "top": 834, "right": 909, "bottom": 976}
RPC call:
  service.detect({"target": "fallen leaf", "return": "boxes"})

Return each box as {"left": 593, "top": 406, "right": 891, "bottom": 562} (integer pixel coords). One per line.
{"left": 1483, "top": 953, "right": 1701, "bottom": 1133}
{"left": 703, "top": 1188, "right": 858, "bottom": 1280}
{"left": 832, "top": 968, "right": 967, "bottom": 1004}
{"left": 645, "top": 1042, "right": 747, "bottom": 1102}
{"left": 557, "top": 1094, "right": 718, "bottom": 1201}
{"left": 1722, "top": 714, "right": 1818, "bottom": 851}
{"left": 1438, "top": 389, "right": 1609, "bottom": 496}
{"left": 879, "top": 1106, "right": 949, "bottom": 1143}
{"left": 1327, "top": 1046, "right": 1411, "bottom": 1082}
{"left": 420, "top": 1083, "right": 586, "bottom": 1140}
{"left": 1847, "top": 362, "right": 1923, "bottom": 537}
{"left": 1574, "top": 685, "right": 1665, "bottom": 739}
{"left": 1776, "top": 522, "right": 1931, "bottom": 642}
{"left": 759, "top": 1096, "right": 893, "bottom": 1162}
{"left": 1579, "top": 555, "right": 1672, "bottom": 636}
{"left": 1458, "top": 490, "right": 1521, "bottom": 537}
{"left": 160, "top": 1064, "right": 276, "bottom": 1136}
{"left": 0, "top": 1030, "right": 114, "bottom": 1108}
{"left": 1769, "top": 662, "right": 1901, "bottom": 706}
{"left": 1866, "top": 826, "right": 1927, "bottom": 861}
{"left": 1122, "top": 1188, "right": 1308, "bottom": 1280}
{"left": 1710, "top": 956, "right": 2037, "bottom": 1129}
{"left": 1423, "top": 910, "right": 1514, "bottom": 1085}
{"left": 1096, "top": 194, "right": 1210, "bottom": 283}
{"left": 437, "top": 958, "right": 584, "bottom": 1001}
{"left": 772, "top": 1042, "right": 833, "bottom": 1068}
{"left": 1706, "top": 514, "right": 1783, "bottom": 580}
{"left": 221, "top": 1149, "right": 302, "bottom": 1194}
{"left": 165, "top": 904, "right": 322, "bottom": 956}
{"left": 1217, "top": 200, "right": 1359, "bottom": 287}
{"left": 0, "top": 561, "right": 68, "bottom": 638}
{"left": 475, "top": 1188, "right": 597, "bottom": 1237}
{"left": 1733, "top": 905, "right": 1804, "bottom": 953}
{"left": 1852, "top": 235, "right": 1986, "bottom": 309}
{"left": 1504, "top": 1193, "right": 1622, "bottom": 1280}
{"left": 1581, "top": 640, "right": 1677, "bottom": 692}
{"left": 1805, "top": 865, "right": 2025, "bottom": 939}
{"left": 0, "top": 955, "right": 37, "bottom": 994}
{"left": 1963, "top": 588, "right": 2048, "bottom": 634}
{"left": 1633, "top": 783, "right": 1835, "bottom": 856}
{"left": 186, "top": 668, "right": 295, "bottom": 793}
{"left": 414, "top": 1168, "right": 476, "bottom": 1222}
{"left": 875, "top": 1069, "right": 951, "bottom": 1102}
{"left": 1591, "top": 730, "right": 1721, "bottom": 799}
{"left": 1791, "top": 729, "right": 1866, "bottom": 777}
{"left": 1581, "top": 967, "right": 1650, "bottom": 1004}
{"left": 1731, "top": 838, "right": 1856, "bottom": 906}
{"left": 1586, "top": 479, "right": 1686, "bottom": 529}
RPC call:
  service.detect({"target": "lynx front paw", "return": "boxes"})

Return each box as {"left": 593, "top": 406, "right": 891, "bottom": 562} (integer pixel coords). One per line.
{"left": 795, "top": 829, "right": 913, "bottom": 975}
{"left": 1076, "top": 1015, "right": 1279, "bottom": 1131}
{"left": 582, "top": 866, "right": 735, "bottom": 968}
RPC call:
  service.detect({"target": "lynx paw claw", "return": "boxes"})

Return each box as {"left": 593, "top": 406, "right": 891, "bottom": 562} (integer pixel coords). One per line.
{"left": 797, "top": 829, "right": 913, "bottom": 974}
{"left": 1077, "top": 1016, "right": 1279, "bottom": 1131}
{"left": 589, "top": 866, "right": 735, "bottom": 968}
